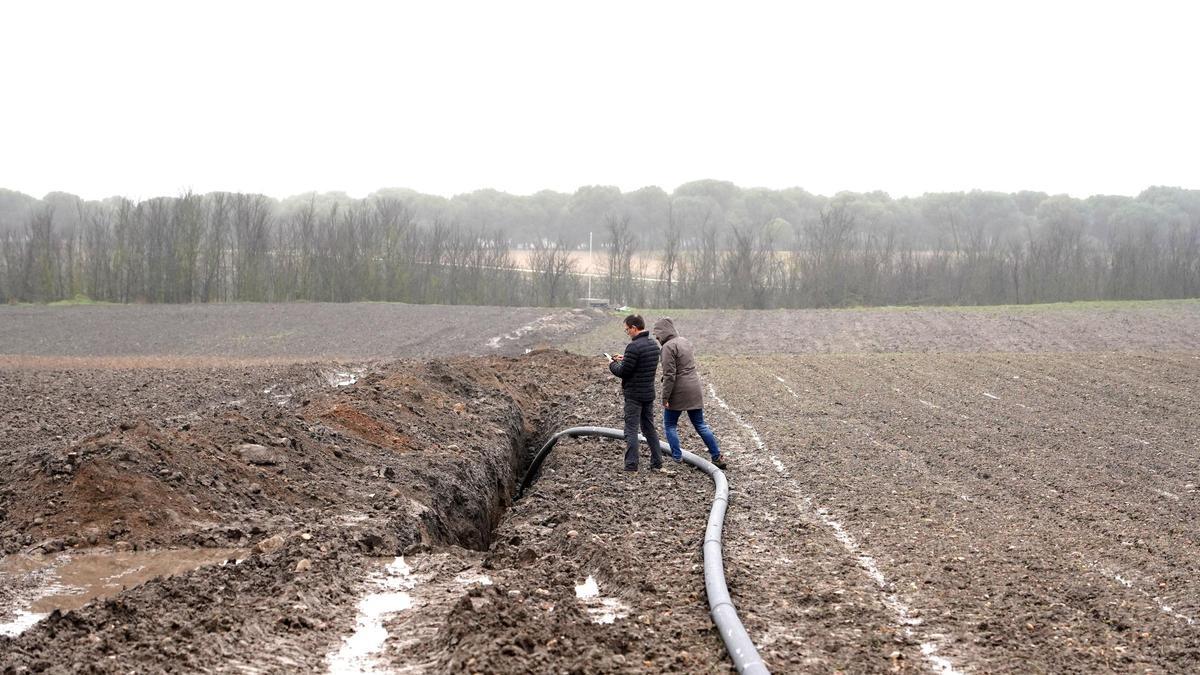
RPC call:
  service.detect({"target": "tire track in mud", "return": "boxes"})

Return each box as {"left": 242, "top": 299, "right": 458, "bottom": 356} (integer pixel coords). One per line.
{"left": 705, "top": 380, "right": 966, "bottom": 674}
{"left": 725, "top": 353, "right": 1200, "bottom": 672}
{"left": 484, "top": 310, "right": 602, "bottom": 355}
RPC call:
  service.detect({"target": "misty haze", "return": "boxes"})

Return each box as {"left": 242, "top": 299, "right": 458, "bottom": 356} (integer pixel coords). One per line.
{"left": 2, "top": 183, "right": 1197, "bottom": 308}
{"left": 3, "top": 2, "right": 1199, "bottom": 674}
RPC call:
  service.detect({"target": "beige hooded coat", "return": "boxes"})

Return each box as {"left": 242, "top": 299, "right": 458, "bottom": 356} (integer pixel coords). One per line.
{"left": 652, "top": 317, "right": 704, "bottom": 411}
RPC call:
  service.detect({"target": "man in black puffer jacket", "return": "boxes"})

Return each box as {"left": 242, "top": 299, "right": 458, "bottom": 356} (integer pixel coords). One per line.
{"left": 608, "top": 314, "right": 663, "bottom": 471}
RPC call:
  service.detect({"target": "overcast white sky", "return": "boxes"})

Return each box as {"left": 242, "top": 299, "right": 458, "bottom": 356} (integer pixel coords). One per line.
{"left": 2, "top": 0, "right": 1197, "bottom": 201}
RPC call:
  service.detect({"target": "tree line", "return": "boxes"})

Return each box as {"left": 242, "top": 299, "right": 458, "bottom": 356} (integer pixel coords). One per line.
{"left": 1, "top": 183, "right": 1197, "bottom": 308}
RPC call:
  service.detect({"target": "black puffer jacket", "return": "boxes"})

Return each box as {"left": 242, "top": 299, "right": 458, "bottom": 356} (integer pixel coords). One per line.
{"left": 609, "top": 330, "right": 660, "bottom": 402}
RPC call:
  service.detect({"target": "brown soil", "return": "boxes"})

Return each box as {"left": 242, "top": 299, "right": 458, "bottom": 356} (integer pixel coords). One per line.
{"left": 416, "top": 435, "right": 730, "bottom": 674}
{"left": 696, "top": 351, "right": 1200, "bottom": 673}
{"left": 4, "top": 302, "right": 1200, "bottom": 673}
{"left": 0, "top": 349, "right": 615, "bottom": 671}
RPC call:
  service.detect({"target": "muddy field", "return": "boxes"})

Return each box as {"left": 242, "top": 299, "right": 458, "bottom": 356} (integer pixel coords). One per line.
{"left": 565, "top": 300, "right": 1200, "bottom": 355}
{"left": 695, "top": 352, "right": 1200, "bottom": 673}
{"left": 2, "top": 301, "right": 1199, "bottom": 673}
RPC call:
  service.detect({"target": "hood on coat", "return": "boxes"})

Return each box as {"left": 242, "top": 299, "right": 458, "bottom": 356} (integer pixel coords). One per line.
{"left": 652, "top": 317, "right": 678, "bottom": 345}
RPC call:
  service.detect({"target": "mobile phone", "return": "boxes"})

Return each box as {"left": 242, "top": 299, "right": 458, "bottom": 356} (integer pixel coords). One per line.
{"left": 603, "top": 352, "right": 613, "bottom": 361}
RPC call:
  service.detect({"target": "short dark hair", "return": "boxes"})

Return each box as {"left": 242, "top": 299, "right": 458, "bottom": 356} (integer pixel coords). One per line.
{"left": 623, "top": 314, "right": 645, "bottom": 330}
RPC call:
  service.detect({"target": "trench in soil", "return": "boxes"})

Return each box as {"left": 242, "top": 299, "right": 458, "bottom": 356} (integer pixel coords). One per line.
{"left": 0, "top": 411, "right": 555, "bottom": 665}
{"left": 319, "top": 367, "right": 591, "bottom": 673}
{"left": 0, "top": 421, "right": 542, "bottom": 644}
{"left": 1, "top": 352, "right": 617, "bottom": 673}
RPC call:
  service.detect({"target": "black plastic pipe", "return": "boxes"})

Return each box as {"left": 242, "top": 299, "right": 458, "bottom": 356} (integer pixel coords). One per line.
{"left": 517, "top": 426, "right": 769, "bottom": 675}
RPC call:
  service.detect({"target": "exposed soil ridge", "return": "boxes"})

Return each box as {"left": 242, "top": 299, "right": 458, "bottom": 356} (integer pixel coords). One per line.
{"left": 1, "top": 350, "right": 607, "bottom": 672}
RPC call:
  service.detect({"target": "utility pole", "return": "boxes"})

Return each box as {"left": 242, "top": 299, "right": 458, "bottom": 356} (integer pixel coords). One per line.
{"left": 587, "top": 231, "right": 592, "bottom": 301}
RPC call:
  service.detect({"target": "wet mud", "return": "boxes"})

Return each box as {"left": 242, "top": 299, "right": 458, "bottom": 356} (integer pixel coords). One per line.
{"left": 1, "top": 349, "right": 620, "bottom": 672}
{"left": 1, "top": 548, "right": 244, "bottom": 627}
{"left": 4, "top": 302, "right": 1200, "bottom": 673}
{"left": 410, "top": 435, "right": 730, "bottom": 674}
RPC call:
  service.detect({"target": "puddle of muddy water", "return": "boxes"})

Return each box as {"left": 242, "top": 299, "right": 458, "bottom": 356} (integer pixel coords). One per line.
{"left": 574, "top": 575, "right": 600, "bottom": 599}
{"left": 263, "top": 384, "right": 294, "bottom": 406}
{"left": 327, "top": 556, "right": 417, "bottom": 675}
{"left": 0, "top": 547, "right": 243, "bottom": 637}
{"left": 325, "top": 368, "right": 365, "bottom": 388}
{"left": 574, "top": 575, "right": 630, "bottom": 625}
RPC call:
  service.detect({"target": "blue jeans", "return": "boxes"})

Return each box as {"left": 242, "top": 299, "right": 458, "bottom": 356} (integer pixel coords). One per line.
{"left": 663, "top": 408, "right": 721, "bottom": 461}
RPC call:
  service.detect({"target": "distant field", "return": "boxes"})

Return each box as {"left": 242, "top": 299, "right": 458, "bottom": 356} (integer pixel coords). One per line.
{"left": 9, "top": 299, "right": 1197, "bottom": 364}
{"left": 0, "top": 303, "right": 604, "bottom": 363}
{"left": 508, "top": 249, "right": 661, "bottom": 277}
{"left": 565, "top": 299, "right": 1200, "bottom": 356}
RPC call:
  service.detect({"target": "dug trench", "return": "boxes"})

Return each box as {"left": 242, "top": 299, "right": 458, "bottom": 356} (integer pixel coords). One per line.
{"left": 0, "top": 351, "right": 729, "bottom": 673}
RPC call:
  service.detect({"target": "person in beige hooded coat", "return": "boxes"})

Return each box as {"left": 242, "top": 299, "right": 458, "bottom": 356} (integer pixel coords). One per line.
{"left": 652, "top": 317, "right": 726, "bottom": 468}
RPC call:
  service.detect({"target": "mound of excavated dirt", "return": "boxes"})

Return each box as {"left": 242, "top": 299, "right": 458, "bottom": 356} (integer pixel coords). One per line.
{"left": 1, "top": 352, "right": 598, "bottom": 557}
{"left": 1, "top": 350, "right": 629, "bottom": 671}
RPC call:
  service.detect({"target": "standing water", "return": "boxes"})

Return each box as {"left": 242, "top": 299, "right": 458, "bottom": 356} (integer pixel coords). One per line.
{"left": 326, "top": 556, "right": 418, "bottom": 674}
{"left": 0, "top": 547, "right": 243, "bottom": 637}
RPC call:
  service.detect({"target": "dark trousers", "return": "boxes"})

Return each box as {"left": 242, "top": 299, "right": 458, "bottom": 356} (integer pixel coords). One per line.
{"left": 623, "top": 398, "right": 662, "bottom": 470}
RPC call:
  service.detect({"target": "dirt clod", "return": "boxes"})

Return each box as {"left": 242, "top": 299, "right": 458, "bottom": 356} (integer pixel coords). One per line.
{"left": 255, "top": 535, "right": 285, "bottom": 555}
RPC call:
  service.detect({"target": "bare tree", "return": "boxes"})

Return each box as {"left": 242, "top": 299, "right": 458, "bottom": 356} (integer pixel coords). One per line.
{"left": 374, "top": 197, "right": 414, "bottom": 301}
{"left": 172, "top": 191, "right": 204, "bottom": 302}
{"left": 22, "top": 207, "right": 58, "bottom": 301}
{"left": 658, "top": 203, "right": 681, "bottom": 308}
{"left": 231, "top": 193, "right": 273, "bottom": 301}
{"left": 605, "top": 214, "right": 636, "bottom": 305}
{"left": 799, "top": 205, "right": 856, "bottom": 306}
{"left": 529, "top": 237, "right": 576, "bottom": 306}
